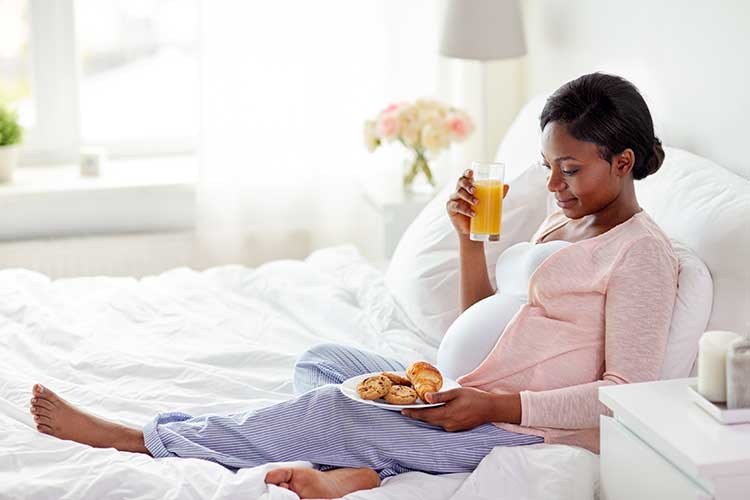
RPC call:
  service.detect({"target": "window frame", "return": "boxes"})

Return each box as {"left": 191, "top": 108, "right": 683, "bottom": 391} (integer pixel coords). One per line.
{"left": 19, "top": 0, "right": 197, "bottom": 166}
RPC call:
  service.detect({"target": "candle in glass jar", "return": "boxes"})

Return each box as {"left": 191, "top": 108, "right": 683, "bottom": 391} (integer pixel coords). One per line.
{"left": 698, "top": 330, "right": 741, "bottom": 402}
{"left": 727, "top": 336, "right": 750, "bottom": 409}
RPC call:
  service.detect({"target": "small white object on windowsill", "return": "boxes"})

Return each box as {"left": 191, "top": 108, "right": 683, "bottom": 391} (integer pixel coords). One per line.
{"left": 727, "top": 335, "right": 750, "bottom": 409}
{"left": 79, "top": 147, "right": 107, "bottom": 177}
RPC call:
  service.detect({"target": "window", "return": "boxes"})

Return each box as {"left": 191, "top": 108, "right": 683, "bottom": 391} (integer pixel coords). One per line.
{"left": 5, "top": 0, "right": 200, "bottom": 165}
{"left": 76, "top": 0, "right": 199, "bottom": 154}
{"left": 0, "top": 0, "right": 34, "bottom": 127}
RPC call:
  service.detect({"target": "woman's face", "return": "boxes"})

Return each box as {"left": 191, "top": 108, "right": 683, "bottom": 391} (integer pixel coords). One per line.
{"left": 540, "top": 121, "right": 632, "bottom": 219}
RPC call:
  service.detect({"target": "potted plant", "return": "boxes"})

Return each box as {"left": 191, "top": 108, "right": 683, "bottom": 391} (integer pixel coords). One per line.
{"left": 0, "top": 106, "right": 23, "bottom": 183}
{"left": 364, "top": 99, "right": 474, "bottom": 193}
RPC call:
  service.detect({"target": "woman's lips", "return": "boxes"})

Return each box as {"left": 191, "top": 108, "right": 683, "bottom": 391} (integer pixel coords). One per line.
{"left": 556, "top": 197, "right": 577, "bottom": 208}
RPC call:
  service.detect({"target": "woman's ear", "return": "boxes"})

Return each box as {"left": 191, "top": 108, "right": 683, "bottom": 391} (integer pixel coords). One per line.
{"left": 612, "top": 148, "right": 635, "bottom": 177}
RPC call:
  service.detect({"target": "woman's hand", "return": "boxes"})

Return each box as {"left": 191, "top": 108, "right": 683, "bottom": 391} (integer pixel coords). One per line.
{"left": 446, "top": 169, "right": 510, "bottom": 237}
{"left": 401, "top": 387, "right": 521, "bottom": 431}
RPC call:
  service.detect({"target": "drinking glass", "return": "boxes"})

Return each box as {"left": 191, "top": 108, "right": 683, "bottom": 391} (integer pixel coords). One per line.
{"left": 469, "top": 161, "right": 505, "bottom": 242}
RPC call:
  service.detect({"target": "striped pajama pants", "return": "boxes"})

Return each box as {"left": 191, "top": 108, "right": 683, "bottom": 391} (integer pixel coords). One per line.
{"left": 143, "top": 342, "right": 543, "bottom": 479}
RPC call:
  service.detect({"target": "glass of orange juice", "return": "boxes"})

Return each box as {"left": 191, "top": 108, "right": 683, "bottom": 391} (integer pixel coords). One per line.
{"left": 469, "top": 161, "right": 505, "bottom": 242}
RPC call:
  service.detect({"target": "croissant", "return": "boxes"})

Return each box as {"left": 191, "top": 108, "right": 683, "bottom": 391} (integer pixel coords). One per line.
{"left": 406, "top": 361, "right": 443, "bottom": 402}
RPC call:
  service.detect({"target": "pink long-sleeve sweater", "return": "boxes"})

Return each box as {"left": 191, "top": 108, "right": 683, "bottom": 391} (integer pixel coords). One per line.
{"left": 456, "top": 209, "right": 679, "bottom": 454}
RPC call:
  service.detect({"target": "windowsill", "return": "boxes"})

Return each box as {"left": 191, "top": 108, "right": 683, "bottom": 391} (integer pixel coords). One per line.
{"left": 0, "top": 155, "right": 197, "bottom": 240}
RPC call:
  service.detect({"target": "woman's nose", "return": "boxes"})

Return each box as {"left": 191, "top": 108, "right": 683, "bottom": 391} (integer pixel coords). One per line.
{"left": 546, "top": 168, "right": 567, "bottom": 192}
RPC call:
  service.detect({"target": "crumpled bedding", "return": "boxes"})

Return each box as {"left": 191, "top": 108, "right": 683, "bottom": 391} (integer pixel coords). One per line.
{"left": 0, "top": 244, "right": 598, "bottom": 499}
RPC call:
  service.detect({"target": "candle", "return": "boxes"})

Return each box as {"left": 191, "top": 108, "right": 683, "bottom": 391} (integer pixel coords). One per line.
{"left": 727, "top": 336, "right": 750, "bottom": 409}
{"left": 698, "top": 330, "right": 741, "bottom": 402}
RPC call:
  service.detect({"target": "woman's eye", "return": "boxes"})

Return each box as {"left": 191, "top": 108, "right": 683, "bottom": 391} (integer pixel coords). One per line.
{"left": 542, "top": 163, "right": 551, "bottom": 170}
{"left": 562, "top": 169, "right": 578, "bottom": 176}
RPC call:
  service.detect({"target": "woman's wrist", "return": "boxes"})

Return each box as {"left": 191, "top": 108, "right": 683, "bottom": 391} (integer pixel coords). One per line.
{"left": 485, "top": 392, "right": 522, "bottom": 425}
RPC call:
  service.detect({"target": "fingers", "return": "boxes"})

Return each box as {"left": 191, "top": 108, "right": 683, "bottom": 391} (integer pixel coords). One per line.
{"left": 446, "top": 198, "right": 475, "bottom": 218}
{"left": 401, "top": 405, "right": 447, "bottom": 423}
{"left": 425, "top": 388, "right": 460, "bottom": 404}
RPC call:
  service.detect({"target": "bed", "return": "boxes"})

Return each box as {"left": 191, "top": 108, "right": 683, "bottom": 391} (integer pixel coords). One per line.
{"left": 0, "top": 245, "right": 597, "bottom": 500}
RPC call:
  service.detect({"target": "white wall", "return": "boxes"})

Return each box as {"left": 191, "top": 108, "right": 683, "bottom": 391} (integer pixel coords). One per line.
{"left": 518, "top": 0, "right": 750, "bottom": 180}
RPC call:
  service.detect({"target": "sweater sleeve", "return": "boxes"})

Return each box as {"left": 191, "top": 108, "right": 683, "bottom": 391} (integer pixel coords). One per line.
{"left": 519, "top": 236, "right": 678, "bottom": 429}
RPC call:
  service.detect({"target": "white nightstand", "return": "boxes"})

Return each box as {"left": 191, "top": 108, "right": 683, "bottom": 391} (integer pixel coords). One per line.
{"left": 357, "top": 182, "right": 434, "bottom": 271}
{"left": 599, "top": 378, "right": 750, "bottom": 500}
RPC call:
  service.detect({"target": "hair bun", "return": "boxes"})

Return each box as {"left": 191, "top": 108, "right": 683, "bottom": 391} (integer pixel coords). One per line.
{"left": 638, "top": 135, "right": 665, "bottom": 180}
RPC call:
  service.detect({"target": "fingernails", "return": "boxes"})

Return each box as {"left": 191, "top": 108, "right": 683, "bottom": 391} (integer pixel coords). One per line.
{"left": 470, "top": 187, "right": 475, "bottom": 194}
{"left": 31, "top": 398, "right": 36, "bottom": 404}
{"left": 472, "top": 198, "right": 478, "bottom": 205}
{"left": 470, "top": 210, "right": 476, "bottom": 216}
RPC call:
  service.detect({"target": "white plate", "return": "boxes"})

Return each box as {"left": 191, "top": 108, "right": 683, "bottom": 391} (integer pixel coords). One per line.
{"left": 687, "top": 382, "right": 750, "bottom": 424}
{"left": 339, "top": 371, "right": 461, "bottom": 411}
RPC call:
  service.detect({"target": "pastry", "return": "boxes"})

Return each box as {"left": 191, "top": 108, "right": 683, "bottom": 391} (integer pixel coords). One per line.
{"left": 406, "top": 361, "right": 443, "bottom": 402}
{"left": 380, "top": 372, "right": 412, "bottom": 387}
{"left": 383, "top": 385, "right": 418, "bottom": 405}
{"left": 356, "top": 374, "right": 393, "bottom": 400}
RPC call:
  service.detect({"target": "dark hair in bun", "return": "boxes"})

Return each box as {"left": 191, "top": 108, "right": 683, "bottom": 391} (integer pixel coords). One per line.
{"left": 540, "top": 72, "right": 664, "bottom": 180}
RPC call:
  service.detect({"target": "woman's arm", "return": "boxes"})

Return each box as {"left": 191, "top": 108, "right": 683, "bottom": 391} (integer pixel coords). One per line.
{"left": 458, "top": 237, "right": 495, "bottom": 312}
{"left": 517, "top": 237, "right": 678, "bottom": 429}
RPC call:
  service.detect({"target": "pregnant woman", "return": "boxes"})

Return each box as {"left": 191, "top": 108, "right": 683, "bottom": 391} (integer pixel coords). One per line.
{"left": 29, "top": 72, "right": 678, "bottom": 499}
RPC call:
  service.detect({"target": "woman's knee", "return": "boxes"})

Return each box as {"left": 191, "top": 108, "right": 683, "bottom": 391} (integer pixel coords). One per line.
{"left": 293, "top": 343, "right": 347, "bottom": 394}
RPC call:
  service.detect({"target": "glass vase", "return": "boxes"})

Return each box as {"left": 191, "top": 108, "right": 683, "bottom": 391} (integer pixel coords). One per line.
{"left": 403, "top": 150, "right": 436, "bottom": 195}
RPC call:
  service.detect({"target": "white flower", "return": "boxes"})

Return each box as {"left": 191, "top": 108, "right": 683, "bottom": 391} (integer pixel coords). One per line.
{"left": 396, "top": 105, "right": 421, "bottom": 146}
{"left": 421, "top": 119, "right": 450, "bottom": 153}
{"left": 363, "top": 120, "right": 380, "bottom": 152}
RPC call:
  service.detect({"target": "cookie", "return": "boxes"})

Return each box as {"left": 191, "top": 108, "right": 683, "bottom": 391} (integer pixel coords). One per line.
{"left": 356, "top": 374, "right": 393, "bottom": 400}
{"left": 384, "top": 385, "right": 418, "bottom": 405}
{"left": 380, "top": 372, "right": 412, "bottom": 387}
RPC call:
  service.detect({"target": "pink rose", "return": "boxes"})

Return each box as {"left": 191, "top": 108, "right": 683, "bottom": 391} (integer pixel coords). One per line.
{"left": 446, "top": 112, "right": 474, "bottom": 142}
{"left": 376, "top": 111, "right": 400, "bottom": 140}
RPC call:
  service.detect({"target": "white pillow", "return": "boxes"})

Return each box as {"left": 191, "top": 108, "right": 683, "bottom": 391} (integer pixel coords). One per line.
{"left": 636, "top": 146, "right": 750, "bottom": 335}
{"left": 384, "top": 160, "right": 550, "bottom": 347}
{"left": 661, "top": 240, "right": 713, "bottom": 379}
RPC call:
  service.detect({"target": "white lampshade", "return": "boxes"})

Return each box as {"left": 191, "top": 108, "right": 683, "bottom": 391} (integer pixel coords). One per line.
{"left": 440, "top": 0, "right": 526, "bottom": 61}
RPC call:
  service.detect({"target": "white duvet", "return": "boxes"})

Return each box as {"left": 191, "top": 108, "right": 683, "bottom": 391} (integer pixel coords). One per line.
{"left": 0, "top": 245, "right": 598, "bottom": 499}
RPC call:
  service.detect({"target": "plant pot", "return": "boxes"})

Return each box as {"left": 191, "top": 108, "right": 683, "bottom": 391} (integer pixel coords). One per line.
{"left": 0, "top": 144, "right": 19, "bottom": 183}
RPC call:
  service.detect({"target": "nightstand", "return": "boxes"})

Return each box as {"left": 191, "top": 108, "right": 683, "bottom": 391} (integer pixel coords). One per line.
{"left": 599, "top": 378, "right": 750, "bottom": 500}
{"left": 356, "top": 181, "right": 435, "bottom": 271}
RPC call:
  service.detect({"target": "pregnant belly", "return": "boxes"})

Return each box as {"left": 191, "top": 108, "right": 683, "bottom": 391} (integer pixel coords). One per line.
{"left": 436, "top": 292, "right": 526, "bottom": 380}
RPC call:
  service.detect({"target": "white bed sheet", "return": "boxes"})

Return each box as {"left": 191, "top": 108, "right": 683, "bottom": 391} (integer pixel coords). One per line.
{"left": 0, "top": 245, "right": 598, "bottom": 499}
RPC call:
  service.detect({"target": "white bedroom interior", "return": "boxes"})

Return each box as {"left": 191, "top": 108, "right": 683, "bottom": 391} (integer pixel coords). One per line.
{"left": 1, "top": 0, "right": 749, "bottom": 499}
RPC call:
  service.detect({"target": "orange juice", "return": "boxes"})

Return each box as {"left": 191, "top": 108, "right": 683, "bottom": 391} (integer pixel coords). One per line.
{"left": 470, "top": 179, "right": 503, "bottom": 237}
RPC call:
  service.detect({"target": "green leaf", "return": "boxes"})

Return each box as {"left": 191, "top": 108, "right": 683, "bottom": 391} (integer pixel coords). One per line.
{"left": 0, "top": 106, "right": 23, "bottom": 146}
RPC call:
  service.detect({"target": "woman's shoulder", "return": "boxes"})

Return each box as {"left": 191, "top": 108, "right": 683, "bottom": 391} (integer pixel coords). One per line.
{"left": 602, "top": 211, "right": 679, "bottom": 276}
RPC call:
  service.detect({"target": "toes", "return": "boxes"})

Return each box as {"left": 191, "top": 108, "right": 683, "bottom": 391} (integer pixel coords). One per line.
{"left": 33, "top": 414, "right": 53, "bottom": 426}
{"left": 32, "top": 384, "right": 58, "bottom": 403}
{"left": 36, "top": 424, "right": 53, "bottom": 434}
{"left": 265, "top": 467, "right": 293, "bottom": 485}
{"left": 30, "top": 398, "right": 55, "bottom": 411}
{"left": 30, "top": 406, "right": 51, "bottom": 418}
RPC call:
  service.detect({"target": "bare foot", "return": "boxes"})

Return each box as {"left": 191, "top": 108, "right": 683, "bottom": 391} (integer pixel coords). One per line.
{"left": 29, "top": 384, "right": 149, "bottom": 454}
{"left": 264, "top": 466, "right": 380, "bottom": 499}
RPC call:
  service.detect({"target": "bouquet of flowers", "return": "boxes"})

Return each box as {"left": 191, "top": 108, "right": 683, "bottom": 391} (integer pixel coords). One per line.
{"left": 363, "top": 99, "right": 474, "bottom": 191}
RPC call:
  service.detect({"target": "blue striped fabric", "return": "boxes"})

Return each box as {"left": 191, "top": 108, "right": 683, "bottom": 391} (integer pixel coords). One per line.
{"left": 143, "top": 343, "right": 544, "bottom": 479}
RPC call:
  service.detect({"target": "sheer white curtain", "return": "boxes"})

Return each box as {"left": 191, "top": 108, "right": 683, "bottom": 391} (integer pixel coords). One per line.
{"left": 196, "top": 1, "right": 445, "bottom": 266}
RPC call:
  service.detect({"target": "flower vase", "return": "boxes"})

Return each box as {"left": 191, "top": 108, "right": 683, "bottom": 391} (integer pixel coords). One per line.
{"left": 403, "top": 151, "right": 436, "bottom": 195}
